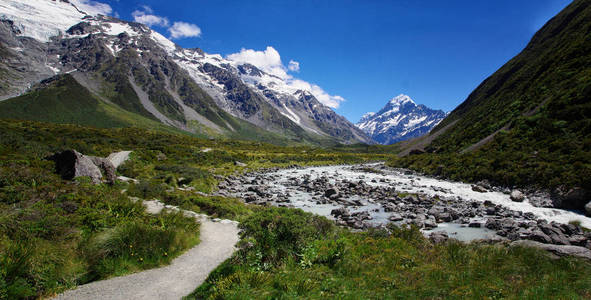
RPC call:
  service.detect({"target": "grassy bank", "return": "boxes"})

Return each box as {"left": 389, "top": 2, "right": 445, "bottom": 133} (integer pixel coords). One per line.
{"left": 2, "top": 119, "right": 590, "bottom": 299}
{"left": 189, "top": 208, "right": 591, "bottom": 299}
{"left": 0, "top": 161, "right": 200, "bottom": 298}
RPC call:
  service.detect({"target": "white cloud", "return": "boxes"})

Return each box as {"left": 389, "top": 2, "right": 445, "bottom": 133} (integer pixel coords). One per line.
{"left": 226, "top": 46, "right": 345, "bottom": 108}
{"left": 168, "top": 22, "right": 202, "bottom": 39}
{"left": 288, "top": 60, "right": 300, "bottom": 72}
{"left": 289, "top": 79, "right": 345, "bottom": 109}
{"left": 227, "top": 47, "right": 288, "bottom": 79}
{"left": 70, "top": 0, "right": 112, "bottom": 16}
{"left": 132, "top": 6, "right": 169, "bottom": 27}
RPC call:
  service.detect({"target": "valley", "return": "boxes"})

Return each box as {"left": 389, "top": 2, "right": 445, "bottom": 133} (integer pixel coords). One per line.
{"left": 1, "top": 0, "right": 591, "bottom": 298}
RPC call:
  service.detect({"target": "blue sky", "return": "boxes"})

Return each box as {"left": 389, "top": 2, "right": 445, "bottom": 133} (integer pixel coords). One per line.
{"left": 83, "top": 0, "right": 572, "bottom": 122}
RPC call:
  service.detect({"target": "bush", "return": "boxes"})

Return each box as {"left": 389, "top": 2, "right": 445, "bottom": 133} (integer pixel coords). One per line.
{"left": 83, "top": 211, "right": 199, "bottom": 280}
{"left": 237, "top": 207, "right": 335, "bottom": 267}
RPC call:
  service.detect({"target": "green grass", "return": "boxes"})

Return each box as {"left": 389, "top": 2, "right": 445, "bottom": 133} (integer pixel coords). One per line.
{"left": 0, "top": 119, "right": 388, "bottom": 298}
{"left": 0, "top": 74, "right": 196, "bottom": 137}
{"left": 2, "top": 119, "right": 588, "bottom": 299}
{"left": 189, "top": 210, "right": 591, "bottom": 299}
{"left": 0, "top": 162, "right": 200, "bottom": 299}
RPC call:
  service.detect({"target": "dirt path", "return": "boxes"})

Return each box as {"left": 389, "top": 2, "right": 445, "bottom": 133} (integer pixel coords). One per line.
{"left": 54, "top": 202, "right": 240, "bottom": 300}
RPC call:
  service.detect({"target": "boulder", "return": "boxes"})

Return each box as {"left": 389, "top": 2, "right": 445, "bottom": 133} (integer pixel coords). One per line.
{"left": 529, "top": 230, "right": 553, "bottom": 244}
{"left": 429, "top": 231, "right": 449, "bottom": 244}
{"left": 324, "top": 188, "right": 339, "bottom": 198}
{"left": 87, "top": 156, "right": 116, "bottom": 184}
{"left": 424, "top": 216, "right": 438, "bottom": 229}
{"left": 510, "top": 190, "right": 525, "bottom": 202}
{"left": 585, "top": 201, "right": 591, "bottom": 217}
{"left": 471, "top": 185, "right": 487, "bottom": 193}
{"left": 48, "top": 150, "right": 103, "bottom": 184}
{"left": 389, "top": 213, "right": 403, "bottom": 222}
{"left": 468, "top": 221, "right": 482, "bottom": 228}
{"left": 106, "top": 151, "right": 132, "bottom": 168}
{"left": 511, "top": 240, "right": 591, "bottom": 260}
{"left": 330, "top": 208, "right": 348, "bottom": 217}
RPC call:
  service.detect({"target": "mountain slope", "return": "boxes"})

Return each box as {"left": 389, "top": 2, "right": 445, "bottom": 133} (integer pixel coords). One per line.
{"left": 0, "top": 0, "right": 368, "bottom": 145}
{"left": 0, "top": 74, "right": 204, "bottom": 135}
{"left": 394, "top": 0, "right": 591, "bottom": 209}
{"left": 356, "top": 94, "right": 447, "bottom": 144}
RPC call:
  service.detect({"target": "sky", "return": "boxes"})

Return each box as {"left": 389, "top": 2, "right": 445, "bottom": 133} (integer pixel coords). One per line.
{"left": 74, "top": 0, "right": 572, "bottom": 122}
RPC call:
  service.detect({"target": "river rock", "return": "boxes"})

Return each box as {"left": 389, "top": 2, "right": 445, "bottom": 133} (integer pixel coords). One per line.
{"left": 510, "top": 190, "right": 525, "bottom": 202}
{"left": 529, "top": 230, "right": 553, "bottom": 244}
{"left": 324, "top": 188, "right": 339, "bottom": 198}
{"left": 472, "top": 185, "right": 487, "bottom": 193}
{"left": 511, "top": 240, "right": 591, "bottom": 260}
{"left": 424, "top": 216, "right": 438, "bottom": 229}
{"left": 429, "top": 231, "right": 449, "bottom": 244}
{"left": 585, "top": 201, "right": 591, "bottom": 217}
{"left": 331, "top": 208, "right": 348, "bottom": 217}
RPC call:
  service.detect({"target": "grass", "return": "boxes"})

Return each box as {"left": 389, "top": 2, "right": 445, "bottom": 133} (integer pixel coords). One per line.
{"left": 0, "top": 119, "right": 387, "bottom": 299}
{"left": 189, "top": 211, "right": 591, "bottom": 299}
{"left": 0, "top": 164, "right": 200, "bottom": 299}
{"left": 1, "top": 119, "right": 590, "bottom": 299}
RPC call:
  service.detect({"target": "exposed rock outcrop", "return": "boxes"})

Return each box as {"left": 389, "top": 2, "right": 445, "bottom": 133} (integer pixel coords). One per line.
{"left": 48, "top": 150, "right": 103, "bottom": 184}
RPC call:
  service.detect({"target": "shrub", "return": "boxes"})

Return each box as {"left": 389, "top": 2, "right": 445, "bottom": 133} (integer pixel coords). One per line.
{"left": 238, "top": 207, "right": 335, "bottom": 267}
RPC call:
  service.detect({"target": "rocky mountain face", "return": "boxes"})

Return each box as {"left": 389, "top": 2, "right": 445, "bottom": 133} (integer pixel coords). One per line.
{"left": 0, "top": 0, "right": 370, "bottom": 144}
{"left": 356, "top": 95, "right": 446, "bottom": 144}
{"left": 396, "top": 0, "right": 591, "bottom": 211}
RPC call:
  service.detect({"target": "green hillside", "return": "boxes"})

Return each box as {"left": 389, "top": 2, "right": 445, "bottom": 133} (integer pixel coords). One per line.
{"left": 0, "top": 74, "right": 334, "bottom": 146}
{"left": 392, "top": 0, "right": 591, "bottom": 207}
{"left": 0, "top": 74, "right": 191, "bottom": 135}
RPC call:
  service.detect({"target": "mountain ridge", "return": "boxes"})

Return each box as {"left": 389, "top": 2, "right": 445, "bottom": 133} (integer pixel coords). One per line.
{"left": 392, "top": 0, "right": 591, "bottom": 210}
{"left": 0, "top": 0, "right": 370, "bottom": 145}
{"left": 356, "top": 94, "right": 447, "bottom": 145}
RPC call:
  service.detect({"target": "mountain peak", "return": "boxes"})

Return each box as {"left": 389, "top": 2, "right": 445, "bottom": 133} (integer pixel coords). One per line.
{"left": 389, "top": 94, "right": 414, "bottom": 106}
{"left": 357, "top": 96, "right": 446, "bottom": 145}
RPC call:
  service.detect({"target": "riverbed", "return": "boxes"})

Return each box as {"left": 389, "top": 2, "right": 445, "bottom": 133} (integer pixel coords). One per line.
{"left": 221, "top": 163, "right": 591, "bottom": 244}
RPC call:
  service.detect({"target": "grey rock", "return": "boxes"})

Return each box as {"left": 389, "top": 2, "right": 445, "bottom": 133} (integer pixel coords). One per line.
{"left": 389, "top": 213, "right": 403, "bottom": 222}
{"left": 510, "top": 190, "right": 525, "bottom": 202}
{"left": 429, "top": 231, "right": 449, "bottom": 244}
{"left": 48, "top": 150, "right": 103, "bottom": 184}
{"left": 331, "top": 208, "right": 348, "bottom": 217}
{"left": 511, "top": 240, "right": 591, "bottom": 260}
{"left": 424, "top": 216, "right": 438, "bottom": 229}
{"left": 471, "top": 185, "right": 488, "bottom": 193}
{"left": 529, "top": 230, "right": 553, "bottom": 244}
{"left": 324, "top": 188, "right": 339, "bottom": 198}
{"left": 234, "top": 161, "right": 247, "bottom": 167}
{"left": 585, "top": 201, "right": 591, "bottom": 217}
{"left": 468, "top": 222, "right": 482, "bottom": 228}
{"left": 87, "top": 156, "right": 116, "bottom": 184}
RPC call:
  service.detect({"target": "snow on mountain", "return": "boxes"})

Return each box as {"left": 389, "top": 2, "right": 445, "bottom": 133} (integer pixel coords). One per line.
{"left": 356, "top": 94, "right": 447, "bottom": 145}
{"left": 0, "top": 0, "right": 86, "bottom": 42}
{"left": 0, "top": 0, "right": 371, "bottom": 144}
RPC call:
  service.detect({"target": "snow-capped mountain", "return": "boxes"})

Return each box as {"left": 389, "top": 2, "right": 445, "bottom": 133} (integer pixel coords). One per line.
{"left": 356, "top": 95, "right": 447, "bottom": 145}
{"left": 0, "top": 0, "right": 370, "bottom": 144}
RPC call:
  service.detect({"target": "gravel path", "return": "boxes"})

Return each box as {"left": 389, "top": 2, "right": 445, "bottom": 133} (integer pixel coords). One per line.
{"left": 55, "top": 202, "right": 240, "bottom": 300}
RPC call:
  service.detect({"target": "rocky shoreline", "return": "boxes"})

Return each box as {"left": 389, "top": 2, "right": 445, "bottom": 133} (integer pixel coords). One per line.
{"left": 216, "top": 163, "right": 591, "bottom": 251}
